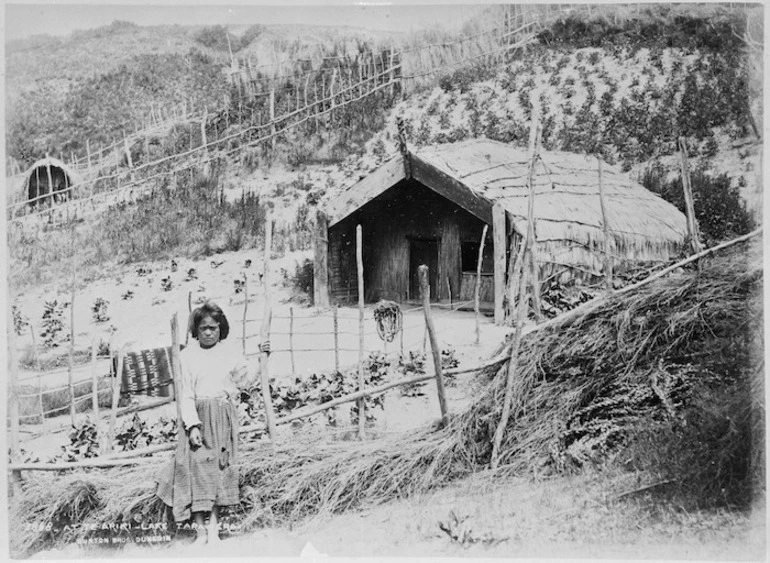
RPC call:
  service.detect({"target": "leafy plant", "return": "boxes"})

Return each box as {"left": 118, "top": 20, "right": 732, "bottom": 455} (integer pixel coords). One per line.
{"left": 115, "top": 414, "right": 177, "bottom": 452}
{"left": 40, "top": 300, "right": 66, "bottom": 348}
{"left": 12, "top": 305, "right": 28, "bottom": 336}
{"left": 91, "top": 297, "right": 110, "bottom": 323}
{"left": 54, "top": 419, "right": 100, "bottom": 462}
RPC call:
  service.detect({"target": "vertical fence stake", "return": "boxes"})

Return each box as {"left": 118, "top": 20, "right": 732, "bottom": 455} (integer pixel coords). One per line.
{"left": 68, "top": 235, "right": 76, "bottom": 427}
{"left": 597, "top": 156, "right": 613, "bottom": 290}
{"left": 8, "top": 303, "right": 23, "bottom": 492}
{"left": 419, "top": 265, "right": 449, "bottom": 426}
{"left": 106, "top": 344, "right": 123, "bottom": 454}
{"left": 475, "top": 224, "right": 489, "bottom": 345}
{"left": 90, "top": 337, "right": 102, "bottom": 437}
{"left": 269, "top": 89, "right": 276, "bottom": 152}
{"left": 290, "top": 307, "right": 296, "bottom": 375}
{"left": 678, "top": 137, "right": 703, "bottom": 255}
{"left": 261, "top": 213, "right": 278, "bottom": 441}
{"left": 169, "top": 314, "right": 185, "bottom": 450}
{"left": 29, "top": 325, "right": 43, "bottom": 420}
{"left": 333, "top": 304, "right": 339, "bottom": 372}
{"left": 242, "top": 276, "right": 249, "bottom": 355}
{"left": 356, "top": 224, "right": 366, "bottom": 440}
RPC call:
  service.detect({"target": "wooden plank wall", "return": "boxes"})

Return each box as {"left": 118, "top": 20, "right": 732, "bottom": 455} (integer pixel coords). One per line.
{"left": 328, "top": 180, "right": 490, "bottom": 304}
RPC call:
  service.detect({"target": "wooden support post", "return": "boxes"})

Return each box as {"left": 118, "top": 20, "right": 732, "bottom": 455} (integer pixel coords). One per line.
{"left": 201, "top": 112, "right": 207, "bottom": 148}
{"left": 106, "top": 345, "right": 123, "bottom": 454}
{"left": 524, "top": 113, "right": 542, "bottom": 322}
{"left": 356, "top": 224, "right": 366, "bottom": 439}
{"left": 269, "top": 89, "right": 276, "bottom": 151}
{"left": 490, "top": 110, "right": 542, "bottom": 467}
{"left": 289, "top": 307, "right": 296, "bottom": 375}
{"left": 45, "top": 154, "right": 53, "bottom": 206}
{"left": 242, "top": 277, "right": 248, "bottom": 355}
{"left": 419, "top": 265, "right": 449, "bottom": 426}
{"left": 475, "top": 224, "right": 489, "bottom": 344}
{"left": 261, "top": 214, "right": 278, "bottom": 441}
{"left": 493, "top": 204, "right": 506, "bottom": 324}
{"left": 678, "top": 137, "right": 703, "bottom": 255}
{"left": 124, "top": 135, "right": 133, "bottom": 170}
{"left": 90, "top": 337, "right": 100, "bottom": 418}
{"left": 396, "top": 117, "right": 412, "bottom": 178}
{"left": 68, "top": 239, "right": 76, "bottom": 426}
{"left": 597, "top": 156, "right": 613, "bottom": 290}
{"left": 8, "top": 302, "right": 22, "bottom": 492}
{"left": 29, "top": 325, "right": 43, "bottom": 419}
{"left": 314, "top": 209, "right": 330, "bottom": 308}
{"left": 333, "top": 304, "right": 339, "bottom": 372}
{"left": 169, "top": 314, "right": 185, "bottom": 447}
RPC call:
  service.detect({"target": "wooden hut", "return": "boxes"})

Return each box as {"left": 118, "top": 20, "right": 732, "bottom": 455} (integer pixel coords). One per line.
{"left": 314, "top": 139, "right": 688, "bottom": 323}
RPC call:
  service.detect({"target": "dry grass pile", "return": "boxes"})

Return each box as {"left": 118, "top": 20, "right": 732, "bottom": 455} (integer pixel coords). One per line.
{"left": 10, "top": 239, "right": 762, "bottom": 557}
{"left": 452, "top": 238, "right": 762, "bottom": 499}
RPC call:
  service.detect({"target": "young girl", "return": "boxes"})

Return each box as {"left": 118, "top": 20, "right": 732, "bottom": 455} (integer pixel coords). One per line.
{"left": 156, "top": 301, "right": 268, "bottom": 544}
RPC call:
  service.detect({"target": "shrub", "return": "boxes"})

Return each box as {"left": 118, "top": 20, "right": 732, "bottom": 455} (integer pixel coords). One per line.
{"left": 194, "top": 25, "right": 242, "bottom": 52}
{"left": 283, "top": 258, "right": 314, "bottom": 304}
{"left": 641, "top": 166, "right": 755, "bottom": 244}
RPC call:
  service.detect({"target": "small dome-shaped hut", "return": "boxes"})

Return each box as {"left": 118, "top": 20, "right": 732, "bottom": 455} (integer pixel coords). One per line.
{"left": 19, "top": 157, "right": 81, "bottom": 210}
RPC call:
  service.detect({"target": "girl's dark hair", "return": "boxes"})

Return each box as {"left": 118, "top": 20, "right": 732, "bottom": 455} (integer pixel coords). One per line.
{"left": 188, "top": 302, "right": 230, "bottom": 340}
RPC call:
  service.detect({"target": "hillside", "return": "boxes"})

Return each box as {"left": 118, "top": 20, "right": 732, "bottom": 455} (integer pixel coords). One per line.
{"left": 5, "top": 20, "right": 402, "bottom": 163}
{"left": 4, "top": 5, "right": 765, "bottom": 559}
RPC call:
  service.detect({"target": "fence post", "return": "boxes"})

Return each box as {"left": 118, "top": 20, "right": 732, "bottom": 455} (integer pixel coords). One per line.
{"left": 106, "top": 344, "right": 123, "bottom": 454}
{"left": 313, "top": 209, "right": 330, "bottom": 308}
{"left": 475, "top": 224, "right": 489, "bottom": 344}
{"left": 90, "top": 337, "right": 102, "bottom": 437}
{"left": 261, "top": 213, "right": 278, "bottom": 441}
{"left": 29, "top": 325, "right": 44, "bottom": 419}
{"left": 242, "top": 276, "right": 248, "bottom": 355}
{"left": 8, "top": 303, "right": 23, "bottom": 492}
{"left": 356, "top": 224, "right": 366, "bottom": 439}
{"left": 68, "top": 239, "right": 76, "bottom": 427}
{"left": 333, "top": 304, "right": 339, "bottom": 372}
{"left": 201, "top": 112, "right": 208, "bottom": 149}
{"left": 269, "top": 89, "right": 276, "bottom": 151}
{"left": 525, "top": 106, "right": 543, "bottom": 322}
{"left": 678, "top": 137, "right": 703, "bottom": 255}
{"left": 597, "top": 157, "right": 613, "bottom": 290}
{"left": 493, "top": 204, "right": 506, "bottom": 324}
{"left": 418, "top": 265, "right": 449, "bottom": 426}
{"left": 169, "top": 314, "right": 185, "bottom": 450}
{"left": 290, "top": 307, "right": 296, "bottom": 375}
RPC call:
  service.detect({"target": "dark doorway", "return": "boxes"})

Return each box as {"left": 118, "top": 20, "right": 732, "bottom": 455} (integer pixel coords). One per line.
{"left": 409, "top": 238, "right": 439, "bottom": 301}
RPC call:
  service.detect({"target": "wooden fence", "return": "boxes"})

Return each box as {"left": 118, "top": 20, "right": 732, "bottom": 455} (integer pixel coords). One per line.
{"left": 5, "top": 2, "right": 588, "bottom": 222}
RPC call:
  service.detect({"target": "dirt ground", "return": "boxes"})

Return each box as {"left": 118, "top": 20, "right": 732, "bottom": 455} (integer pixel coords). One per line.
{"left": 14, "top": 251, "right": 766, "bottom": 562}
{"left": 34, "top": 471, "right": 766, "bottom": 560}
{"left": 16, "top": 247, "right": 510, "bottom": 459}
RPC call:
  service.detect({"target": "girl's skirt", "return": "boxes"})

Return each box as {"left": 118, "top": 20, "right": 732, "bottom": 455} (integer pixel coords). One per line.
{"left": 156, "top": 397, "right": 240, "bottom": 522}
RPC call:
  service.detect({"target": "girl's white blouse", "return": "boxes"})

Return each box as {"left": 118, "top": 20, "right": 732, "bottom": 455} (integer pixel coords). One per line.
{"left": 178, "top": 339, "right": 257, "bottom": 430}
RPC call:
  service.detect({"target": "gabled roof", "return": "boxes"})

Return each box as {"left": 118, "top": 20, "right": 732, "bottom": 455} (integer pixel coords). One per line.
{"left": 325, "top": 138, "right": 687, "bottom": 265}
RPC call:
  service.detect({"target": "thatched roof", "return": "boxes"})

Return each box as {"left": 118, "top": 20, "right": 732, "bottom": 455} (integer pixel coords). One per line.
{"left": 326, "top": 139, "right": 688, "bottom": 275}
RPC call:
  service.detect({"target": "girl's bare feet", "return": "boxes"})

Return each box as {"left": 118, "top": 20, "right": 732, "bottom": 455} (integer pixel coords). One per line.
{"left": 192, "top": 530, "right": 208, "bottom": 546}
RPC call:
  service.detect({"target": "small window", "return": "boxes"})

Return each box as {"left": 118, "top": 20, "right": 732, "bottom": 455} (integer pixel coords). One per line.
{"left": 461, "top": 241, "right": 494, "bottom": 273}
